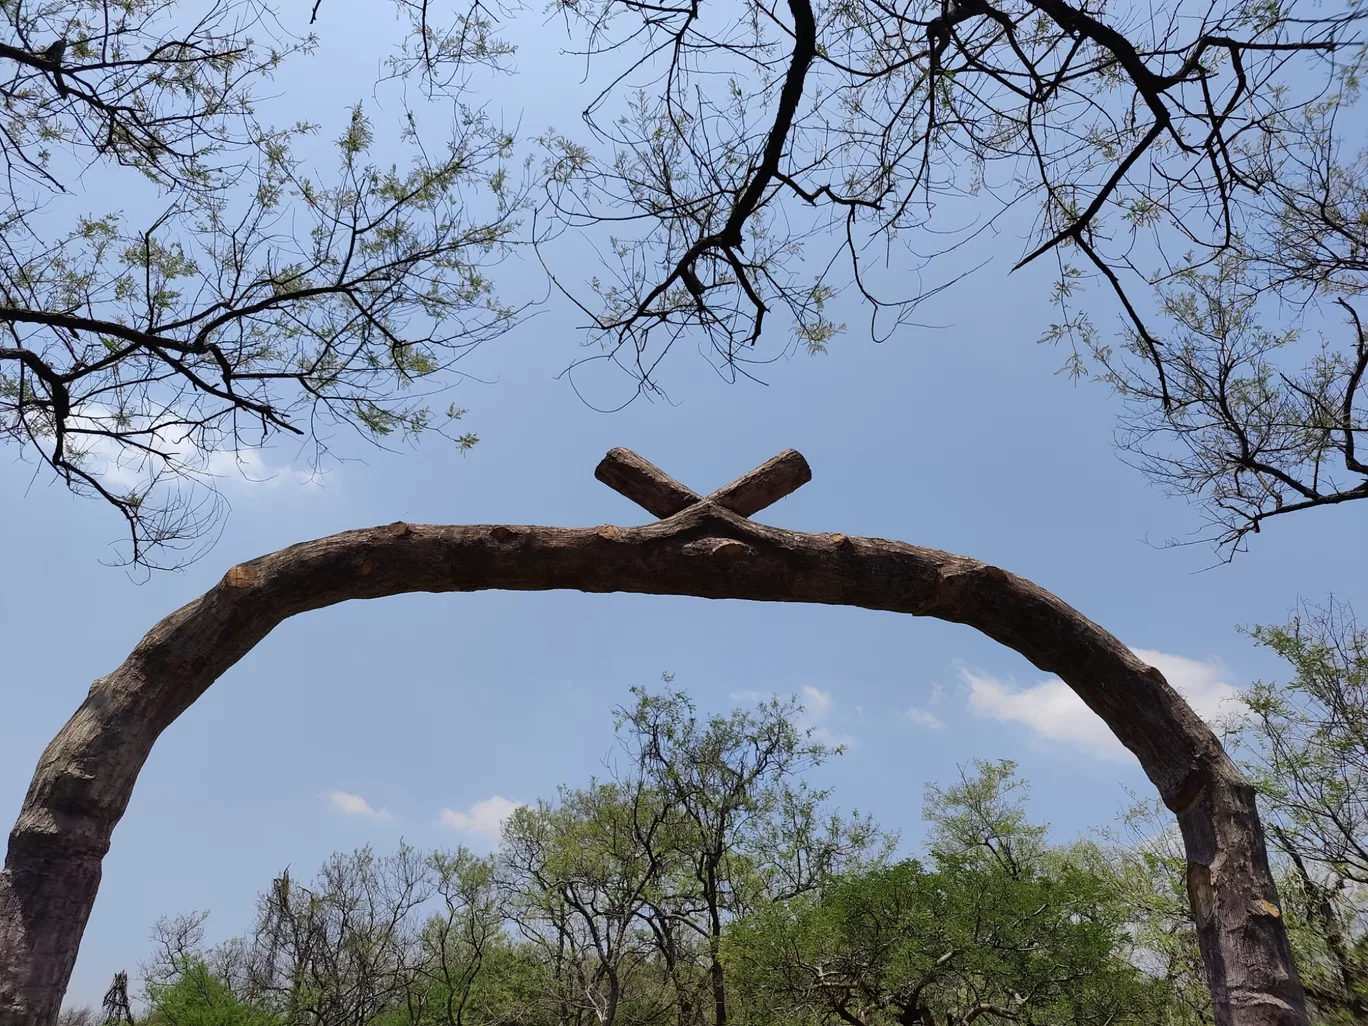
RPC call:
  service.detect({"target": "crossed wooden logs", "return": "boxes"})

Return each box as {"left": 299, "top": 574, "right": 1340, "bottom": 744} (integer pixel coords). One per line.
{"left": 0, "top": 448, "right": 1307, "bottom": 1026}
{"left": 595, "top": 446, "right": 813, "bottom": 519}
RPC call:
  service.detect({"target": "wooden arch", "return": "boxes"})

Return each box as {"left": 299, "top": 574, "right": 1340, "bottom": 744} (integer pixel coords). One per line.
{"left": 0, "top": 449, "right": 1306, "bottom": 1026}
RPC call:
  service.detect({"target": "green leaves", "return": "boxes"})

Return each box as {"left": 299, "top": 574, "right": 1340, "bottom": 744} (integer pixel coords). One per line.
{"left": 1108, "top": 604, "right": 1368, "bottom": 1025}
{"left": 1, "top": 3, "right": 527, "bottom": 568}
{"left": 728, "top": 761, "right": 1175, "bottom": 1026}
{"left": 492, "top": 686, "right": 884, "bottom": 1026}
{"left": 134, "top": 696, "right": 1266, "bottom": 1026}
{"left": 923, "top": 759, "right": 1046, "bottom": 876}
{"left": 339, "top": 105, "right": 376, "bottom": 159}
{"left": 1225, "top": 601, "right": 1368, "bottom": 1024}
{"left": 144, "top": 960, "right": 281, "bottom": 1026}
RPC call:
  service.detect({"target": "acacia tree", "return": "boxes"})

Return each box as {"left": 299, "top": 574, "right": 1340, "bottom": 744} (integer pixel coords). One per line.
{"left": 120, "top": 756, "right": 1200, "bottom": 1026}
{"left": 500, "top": 783, "right": 670, "bottom": 1026}
{"left": 1098, "top": 252, "right": 1366, "bottom": 553}
{"left": 614, "top": 686, "right": 881, "bottom": 1026}
{"left": 139, "top": 844, "right": 511, "bottom": 1026}
{"left": 0, "top": 0, "right": 524, "bottom": 567}
{"left": 726, "top": 761, "right": 1181, "bottom": 1026}
{"left": 524, "top": 0, "right": 1366, "bottom": 551}
{"left": 496, "top": 687, "right": 880, "bottom": 1026}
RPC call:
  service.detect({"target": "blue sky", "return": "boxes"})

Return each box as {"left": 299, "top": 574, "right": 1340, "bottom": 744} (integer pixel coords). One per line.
{"left": 2, "top": 4, "right": 1365, "bottom": 1009}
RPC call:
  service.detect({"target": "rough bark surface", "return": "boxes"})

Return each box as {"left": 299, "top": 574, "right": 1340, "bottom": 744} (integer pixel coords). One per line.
{"left": 0, "top": 455, "right": 1307, "bottom": 1026}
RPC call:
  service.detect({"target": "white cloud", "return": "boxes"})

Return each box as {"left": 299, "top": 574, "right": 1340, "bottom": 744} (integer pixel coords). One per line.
{"left": 800, "top": 685, "right": 833, "bottom": 718}
{"left": 439, "top": 795, "right": 524, "bottom": 842}
{"left": 903, "top": 705, "right": 946, "bottom": 731}
{"left": 799, "top": 686, "right": 855, "bottom": 747}
{"left": 810, "top": 725, "right": 857, "bottom": 749}
{"left": 1131, "top": 649, "right": 1243, "bottom": 724}
{"left": 963, "top": 670, "right": 1123, "bottom": 758}
{"left": 731, "top": 685, "right": 853, "bottom": 748}
{"left": 58, "top": 401, "right": 322, "bottom": 497}
{"left": 324, "top": 790, "right": 392, "bottom": 820}
{"left": 961, "top": 649, "right": 1243, "bottom": 761}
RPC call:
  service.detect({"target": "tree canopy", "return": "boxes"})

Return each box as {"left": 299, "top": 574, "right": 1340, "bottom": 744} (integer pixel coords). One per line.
{"left": 0, "top": 0, "right": 522, "bottom": 566}
{"left": 1105, "top": 600, "right": 1368, "bottom": 1025}
{"left": 529, "top": 0, "right": 1368, "bottom": 551}
{"left": 4, "top": 0, "right": 1365, "bottom": 561}
{"left": 91, "top": 663, "right": 1368, "bottom": 1025}
{"left": 97, "top": 694, "right": 1203, "bottom": 1026}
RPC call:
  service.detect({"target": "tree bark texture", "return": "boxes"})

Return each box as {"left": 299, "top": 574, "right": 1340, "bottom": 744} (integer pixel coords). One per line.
{"left": 0, "top": 497, "right": 1307, "bottom": 1024}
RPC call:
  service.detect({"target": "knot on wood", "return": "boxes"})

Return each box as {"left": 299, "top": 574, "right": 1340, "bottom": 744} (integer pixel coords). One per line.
{"left": 594, "top": 447, "right": 811, "bottom": 521}
{"left": 1186, "top": 864, "right": 1216, "bottom": 928}
{"left": 223, "top": 564, "right": 258, "bottom": 589}
{"left": 1164, "top": 768, "right": 1207, "bottom": 814}
{"left": 682, "top": 537, "right": 754, "bottom": 562}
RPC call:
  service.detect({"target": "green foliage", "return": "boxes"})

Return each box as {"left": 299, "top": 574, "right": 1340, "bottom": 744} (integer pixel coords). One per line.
{"left": 728, "top": 761, "right": 1177, "bottom": 1026}
{"left": 1109, "top": 600, "right": 1368, "bottom": 1025}
{"left": 535, "top": 0, "right": 1367, "bottom": 552}
{"left": 614, "top": 684, "right": 886, "bottom": 910}
{"left": 921, "top": 759, "right": 1046, "bottom": 874}
{"left": 495, "top": 685, "right": 886, "bottom": 1026}
{"left": 1, "top": 1, "right": 526, "bottom": 568}
{"left": 1230, "top": 601, "right": 1368, "bottom": 1023}
{"left": 134, "top": 693, "right": 1259, "bottom": 1026}
{"left": 1092, "top": 254, "right": 1366, "bottom": 553}
{"left": 144, "top": 959, "right": 279, "bottom": 1026}
{"left": 730, "top": 859, "right": 1169, "bottom": 1026}
{"left": 1083, "top": 799, "right": 1214, "bottom": 1024}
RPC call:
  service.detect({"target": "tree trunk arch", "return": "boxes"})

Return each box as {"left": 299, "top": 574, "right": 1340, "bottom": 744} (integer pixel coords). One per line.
{"left": 0, "top": 449, "right": 1307, "bottom": 1025}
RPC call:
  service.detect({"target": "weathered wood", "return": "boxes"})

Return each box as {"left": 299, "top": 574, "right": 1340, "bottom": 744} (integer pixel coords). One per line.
{"left": 594, "top": 448, "right": 702, "bottom": 518}
{"left": 0, "top": 493, "right": 1307, "bottom": 1026}
{"left": 704, "top": 449, "right": 811, "bottom": 517}
{"left": 594, "top": 448, "right": 811, "bottom": 519}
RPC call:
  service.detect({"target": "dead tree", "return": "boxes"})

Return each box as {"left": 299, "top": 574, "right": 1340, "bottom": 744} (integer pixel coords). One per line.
{"left": 99, "top": 972, "right": 131, "bottom": 1024}
{"left": 0, "top": 448, "right": 1306, "bottom": 1025}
